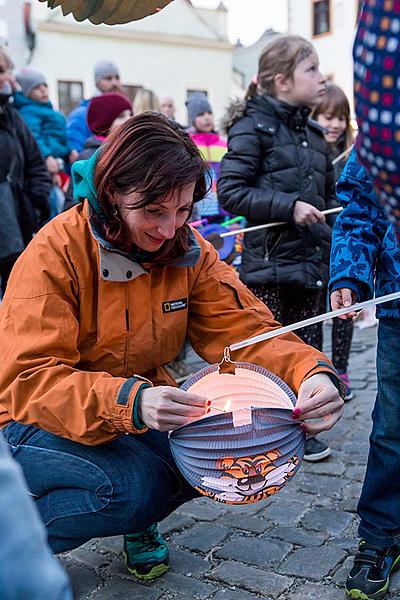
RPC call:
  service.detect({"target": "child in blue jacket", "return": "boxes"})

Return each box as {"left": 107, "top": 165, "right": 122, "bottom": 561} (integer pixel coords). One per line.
{"left": 329, "top": 149, "right": 400, "bottom": 600}
{"left": 14, "top": 67, "right": 71, "bottom": 174}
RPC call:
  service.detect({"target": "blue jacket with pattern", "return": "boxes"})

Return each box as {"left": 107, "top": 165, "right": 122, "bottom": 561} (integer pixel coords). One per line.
{"left": 329, "top": 150, "right": 400, "bottom": 319}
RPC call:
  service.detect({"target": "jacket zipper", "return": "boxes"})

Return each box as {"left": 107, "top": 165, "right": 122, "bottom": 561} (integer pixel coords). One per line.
{"left": 123, "top": 288, "right": 130, "bottom": 377}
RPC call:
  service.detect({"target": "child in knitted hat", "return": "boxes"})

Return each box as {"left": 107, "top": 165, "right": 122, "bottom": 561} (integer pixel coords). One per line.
{"left": 14, "top": 67, "right": 72, "bottom": 175}
{"left": 185, "top": 93, "right": 227, "bottom": 220}
{"left": 79, "top": 92, "right": 132, "bottom": 160}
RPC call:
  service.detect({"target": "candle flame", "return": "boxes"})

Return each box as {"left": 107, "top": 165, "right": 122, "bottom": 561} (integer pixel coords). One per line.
{"left": 223, "top": 398, "right": 232, "bottom": 412}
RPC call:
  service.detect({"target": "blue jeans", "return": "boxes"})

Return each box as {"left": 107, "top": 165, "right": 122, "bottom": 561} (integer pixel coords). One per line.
{"left": 2, "top": 422, "right": 198, "bottom": 554}
{"left": 0, "top": 434, "right": 72, "bottom": 599}
{"left": 358, "top": 319, "right": 400, "bottom": 547}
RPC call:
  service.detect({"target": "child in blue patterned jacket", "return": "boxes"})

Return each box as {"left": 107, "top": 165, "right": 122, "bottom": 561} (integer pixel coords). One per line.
{"left": 329, "top": 148, "right": 400, "bottom": 600}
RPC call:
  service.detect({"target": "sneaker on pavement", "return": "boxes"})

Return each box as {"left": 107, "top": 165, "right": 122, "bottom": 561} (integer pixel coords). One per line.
{"left": 123, "top": 523, "right": 169, "bottom": 580}
{"left": 339, "top": 372, "right": 354, "bottom": 402}
{"left": 345, "top": 539, "right": 400, "bottom": 599}
{"left": 303, "top": 437, "right": 331, "bottom": 462}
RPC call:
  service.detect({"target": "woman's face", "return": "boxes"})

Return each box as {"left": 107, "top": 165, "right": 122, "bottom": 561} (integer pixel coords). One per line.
{"left": 114, "top": 182, "right": 195, "bottom": 252}
{"left": 316, "top": 110, "right": 347, "bottom": 144}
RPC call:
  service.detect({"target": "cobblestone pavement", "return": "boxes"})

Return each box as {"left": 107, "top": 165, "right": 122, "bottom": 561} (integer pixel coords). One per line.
{"left": 61, "top": 324, "right": 400, "bottom": 600}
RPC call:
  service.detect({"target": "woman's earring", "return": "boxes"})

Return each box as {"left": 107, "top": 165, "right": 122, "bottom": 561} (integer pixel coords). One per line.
{"left": 112, "top": 205, "right": 118, "bottom": 216}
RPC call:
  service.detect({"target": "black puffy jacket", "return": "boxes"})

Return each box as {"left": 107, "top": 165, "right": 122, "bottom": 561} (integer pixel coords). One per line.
{"left": 0, "top": 106, "right": 50, "bottom": 245}
{"left": 217, "top": 95, "right": 338, "bottom": 289}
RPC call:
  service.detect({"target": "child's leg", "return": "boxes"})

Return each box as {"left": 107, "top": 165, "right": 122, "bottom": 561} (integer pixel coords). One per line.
{"left": 358, "top": 318, "right": 400, "bottom": 546}
{"left": 332, "top": 317, "right": 354, "bottom": 373}
{"left": 283, "top": 286, "right": 323, "bottom": 350}
{"left": 248, "top": 284, "right": 284, "bottom": 324}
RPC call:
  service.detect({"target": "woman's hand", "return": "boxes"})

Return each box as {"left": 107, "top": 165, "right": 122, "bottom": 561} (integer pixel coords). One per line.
{"left": 293, "top": 200, "right": 326, "bottom": 226}
{"left": 139, "top": 386, "right": 208, "bottom": 431}
{"left": 330, "top": 288, "right": 358, "bottom": 319}
{"left": 293, "top": 373, "right": 344, "bottom": 435}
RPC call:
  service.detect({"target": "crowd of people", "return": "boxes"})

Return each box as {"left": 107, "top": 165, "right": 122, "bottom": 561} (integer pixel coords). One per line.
{"left": 0, "top": 1, "right": 398, "bottom": 597}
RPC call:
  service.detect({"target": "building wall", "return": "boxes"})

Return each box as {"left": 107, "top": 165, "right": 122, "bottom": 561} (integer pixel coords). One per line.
{"left": 27, "top": 0, "right": 235, "bottom": 126}
{"left": 288, "top": 0, "right": 358, "bottom": 112}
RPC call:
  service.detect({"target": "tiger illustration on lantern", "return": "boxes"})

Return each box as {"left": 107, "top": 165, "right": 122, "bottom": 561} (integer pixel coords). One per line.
{"left": 198, "top": 450, "right": 299, "bottom": 504}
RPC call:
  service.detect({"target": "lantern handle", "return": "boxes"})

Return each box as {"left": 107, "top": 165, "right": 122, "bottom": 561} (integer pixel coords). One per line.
{"left": 218, "top": 347, "right": 236, "bottom": 374}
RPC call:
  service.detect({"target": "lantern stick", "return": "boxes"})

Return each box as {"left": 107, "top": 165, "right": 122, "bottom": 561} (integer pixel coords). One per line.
{"left": 219, "top": 206, "right": 343, "bottom": 239}
{"left": 229, "top": 291, "right": 400, "bottom": 352}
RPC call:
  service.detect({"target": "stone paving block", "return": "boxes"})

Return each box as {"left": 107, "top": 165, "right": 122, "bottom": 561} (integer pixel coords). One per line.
{"left": 329, "top": 537, "right": 359, "bottom": 552}
{"left": 259, "top": 499, "right": 306, "bottom": 526}
{"left": 349, "top": 380, "right": 368, "bottom": 390}
{"left": 97, "top": 535, "right": 123, "bottom": 555}
{"left": 154, "top": 570, "right": 217, "bottom": 599}
{"left": 176, "top": 501, "right": 226, "bottom": 521}
{"left": 295, "top": 473, "right": 347, "bottom": 497}
{"left": 346, "top": 465, "right": 367, "bottom": 481}
{"left": 172, "top": 522, "right": 230, "bottom": 553}
{"left": 159, "top": 512, "right": 195, "bottom": 535}
{"left": 278, "top": 545, "right": 347, "bottom": 580}
{"left": 93, "top": 578, "right": 163, "bottom": 599}
{"left": 331, "top": 555, "right": 354, "bottom": 586}
{"left": 169, "top": 548, "right": 210, "bottom": 576}
{"left": 66, "top": 563, "right": 101, "bottom": 599}
{"left": 389, "top": 569, "right": 400, "bottom": 596}
{"left": 301, "top": 508, "right": 354, "bottom": 537}
{"left": 217, "top": 513, "right": 272, "bottom": 534}
{"left": 69, "top": 547, "right": 110, "bottom": 570}
{"left": 209, "top": 560, "right": 293, "bottom": 598}
{"left": 275, "top": 487, "right": 315, "bottom": 505}
{"left": 268, "top": 525, "right": 328, "bottom": 547}
{"left": 215, "top": 535, "right": 292, "bottom": 567}
{"left": 286, "top": 582, "right": 345, "bottom": 599}
{"left": 212, "top": 588, "right": 266, "bottom": 600}
{"left": 223, "top": 499, "right": 270, "bottom": 515}
{"left": 301, "top": 460, "right": 346, "bottom": 476}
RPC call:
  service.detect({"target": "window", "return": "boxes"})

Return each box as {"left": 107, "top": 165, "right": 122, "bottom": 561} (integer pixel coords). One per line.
{"left": 58, "top": 81, "right": 83, "bottom": 115}
{"left": 312, "top": 0, "right": 331, "bottom": 37}
{"left": 122, "top": 84, "right": 143, "bottom": 103}
{"left": 186, "top": 89, "right": 208, "bottom": 100}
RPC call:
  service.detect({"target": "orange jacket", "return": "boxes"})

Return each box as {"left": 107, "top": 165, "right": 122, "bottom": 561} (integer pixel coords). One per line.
{"left": 0, "top": 203, "right": 338, "bottom": 445}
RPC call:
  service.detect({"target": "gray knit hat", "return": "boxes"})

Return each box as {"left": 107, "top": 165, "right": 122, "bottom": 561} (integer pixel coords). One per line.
{"left": 94, "top": 59, "right": 120, "bottom": 86}
{"left": 16, "top": 67, "right": 47, "bottom": 98}
{"left": 186, "top": 93, "right": 212, "bottom": 126}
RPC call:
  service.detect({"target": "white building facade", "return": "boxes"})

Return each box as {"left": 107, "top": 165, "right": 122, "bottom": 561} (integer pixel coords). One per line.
{"left": 2, "top": 0, "right": 241, "bottom": 125}
{"left": 287, "top": 0, "right": 363, "bottom": 111}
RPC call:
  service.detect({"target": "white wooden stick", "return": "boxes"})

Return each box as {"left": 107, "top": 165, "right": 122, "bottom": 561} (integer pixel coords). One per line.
{"left": 220, "top": 206, "right": 343, "bottom": 238}
{"left": 331, "top": 144, "right": 354, "bottom": 166}
{"left": 229, "top": 291, "right": 400, "bottom": 352}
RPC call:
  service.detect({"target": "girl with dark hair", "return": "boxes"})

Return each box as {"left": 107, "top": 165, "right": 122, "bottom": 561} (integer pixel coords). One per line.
{"left": 218, "top": 35, "right": 339, "bottom": 462}
{"left": 0, "top": 113, "right": 343, "bottom": 580}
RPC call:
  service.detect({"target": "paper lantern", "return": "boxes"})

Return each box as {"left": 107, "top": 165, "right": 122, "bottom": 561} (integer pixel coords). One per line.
{"left": 169, "top": 362, "right": 305, "bottom": 505}
{"left": 39, "top": 0, "right": 173, "bottom": 25}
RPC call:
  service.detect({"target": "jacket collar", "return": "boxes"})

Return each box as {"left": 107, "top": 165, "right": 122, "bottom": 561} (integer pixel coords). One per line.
{"left": 248, "top": 95, "right": 311, "bottom": 131}
{"left": 87, "top": 207, "right": 201, "bottom": 282}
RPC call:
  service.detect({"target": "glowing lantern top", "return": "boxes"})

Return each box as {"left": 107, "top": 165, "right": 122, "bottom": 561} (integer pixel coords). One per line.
{"left": 38, "top": 1, "right": 173, "bottom": 25}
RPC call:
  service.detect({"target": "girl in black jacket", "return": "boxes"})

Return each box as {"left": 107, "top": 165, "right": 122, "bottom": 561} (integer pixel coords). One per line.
{"left": 218, "top": 35, "right": 338, "bottom": 462}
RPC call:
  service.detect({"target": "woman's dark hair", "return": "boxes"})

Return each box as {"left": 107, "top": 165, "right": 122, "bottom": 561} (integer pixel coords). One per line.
{"left": 312, "top": 83, "right": 354, "bottom": 148}
{"left": 94, "top": 112, "right": 209, "bottom": 260}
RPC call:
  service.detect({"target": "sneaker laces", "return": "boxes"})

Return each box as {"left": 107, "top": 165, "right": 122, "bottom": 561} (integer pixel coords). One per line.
{"left": 126, "top": 529, "right": 161, "bottom": 551}
{"left": 355, "top": 543, "right": 386, "bottom": 571}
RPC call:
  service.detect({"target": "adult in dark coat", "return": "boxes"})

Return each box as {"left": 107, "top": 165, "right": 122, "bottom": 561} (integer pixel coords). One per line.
{"left": 0, "top": 50, "right": 50, "bottom": 296}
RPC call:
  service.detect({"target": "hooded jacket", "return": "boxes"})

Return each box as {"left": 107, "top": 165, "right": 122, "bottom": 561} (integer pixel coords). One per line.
{"left": 66, "top": 98, "right": 91, "bottom": 152}
{"left": 0, "top": 152, "right": 341, "bottom": 445}
{"left": 217, "top": 95, "right": 338, "bottom": 289}
{"left": 329, "top": 150, "right": 400, "bottom": 319}
{"left": 13, "top": 91, "right": 70, "bottom": 159}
